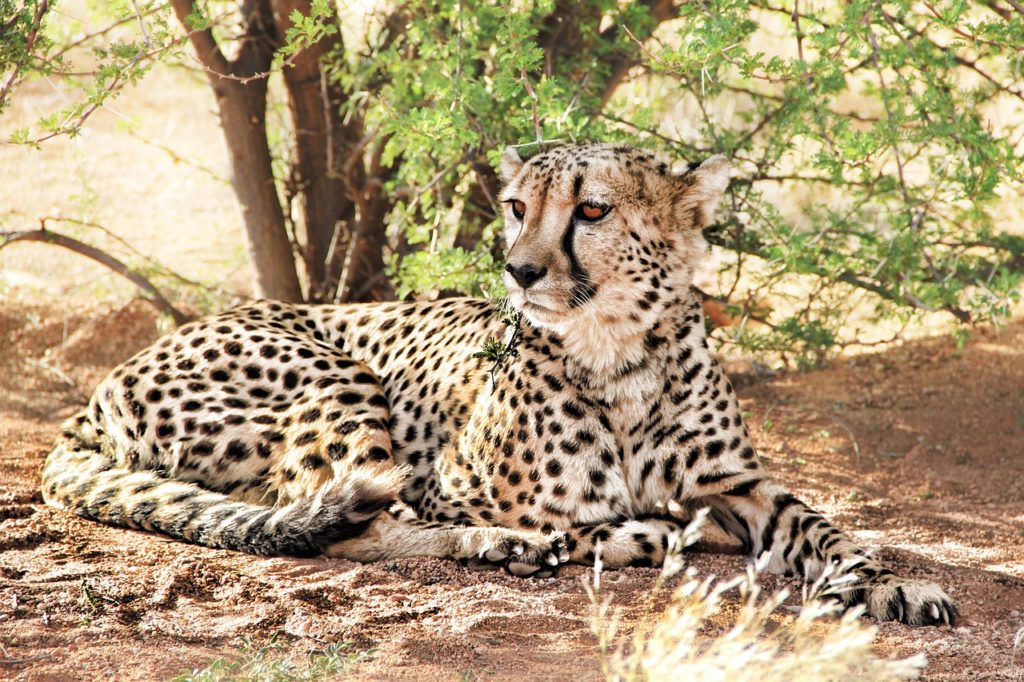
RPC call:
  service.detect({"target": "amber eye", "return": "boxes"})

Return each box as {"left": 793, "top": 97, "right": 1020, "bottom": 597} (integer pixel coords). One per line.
{"left": 510, "top": 200, "right": 526, "bottom": 220}
{"left": 576, "top": 202, "right": 610, "bottom": 221}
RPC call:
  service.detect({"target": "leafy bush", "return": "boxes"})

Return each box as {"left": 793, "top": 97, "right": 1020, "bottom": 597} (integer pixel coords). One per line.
{"left": 356, "top": 0, "right": 1024, "bottom": 361}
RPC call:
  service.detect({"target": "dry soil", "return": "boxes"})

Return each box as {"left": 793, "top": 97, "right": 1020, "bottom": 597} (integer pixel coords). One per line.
{"left": 0, "top": 301, "right": 1022, "bottom": 681}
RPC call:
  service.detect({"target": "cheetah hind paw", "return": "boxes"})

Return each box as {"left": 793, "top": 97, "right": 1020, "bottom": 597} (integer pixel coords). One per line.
{"left": 864, "top": 577, "right": 957, "bottom": 626}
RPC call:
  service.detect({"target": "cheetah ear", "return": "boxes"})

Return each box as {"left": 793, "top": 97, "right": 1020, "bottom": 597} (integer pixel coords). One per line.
{"left": 499, "top": 146, "right": 525, "bottom": 184}
{"left": 677, "top": 154, "right": 730, "bottom": 227}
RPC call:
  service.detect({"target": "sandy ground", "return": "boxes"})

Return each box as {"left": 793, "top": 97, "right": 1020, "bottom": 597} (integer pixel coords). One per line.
{"left": 0, "top": 300, "right": 1022, "bottom": 681}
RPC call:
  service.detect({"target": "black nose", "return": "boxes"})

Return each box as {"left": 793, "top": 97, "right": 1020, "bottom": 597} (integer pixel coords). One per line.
{"left": 505, "top": 262, "right": 547, "bottom": 289}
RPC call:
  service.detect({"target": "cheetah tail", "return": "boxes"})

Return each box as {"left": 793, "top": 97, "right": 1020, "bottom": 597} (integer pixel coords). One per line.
{"left": 40, "top": 414, "right": 406, "bottom": 557}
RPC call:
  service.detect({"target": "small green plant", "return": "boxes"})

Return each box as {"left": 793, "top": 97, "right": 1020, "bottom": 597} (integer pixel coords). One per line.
{"left": 586, "top": 509, "right": 926, "bottom": 681}
{"left": 472, "top": 300, "right": 522, "bottom": 385}
{"left": 171, "top": 636, "right": 376, "bottom": 682}
{"left": 78, "top": 578, "right": 101, "bottom": 614}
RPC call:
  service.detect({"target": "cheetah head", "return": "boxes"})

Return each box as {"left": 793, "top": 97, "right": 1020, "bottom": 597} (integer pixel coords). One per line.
{"left": 498, "top": 143, "right": 729, "bottom": 336}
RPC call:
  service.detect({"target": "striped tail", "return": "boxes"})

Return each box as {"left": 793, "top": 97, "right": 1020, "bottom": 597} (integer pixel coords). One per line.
{"left": 40, "top": 413, "right": 403, "bottom": 557}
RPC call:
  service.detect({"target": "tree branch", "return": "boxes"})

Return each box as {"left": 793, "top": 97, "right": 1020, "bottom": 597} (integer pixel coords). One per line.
{"left": 168, "top": 0, "right": 231, "bottom": 75}
{"left": 1, "top": 227, "right": 191, "bottom": 325}
{"left": 705, "top": 227, "right": 973, "bottom": 324}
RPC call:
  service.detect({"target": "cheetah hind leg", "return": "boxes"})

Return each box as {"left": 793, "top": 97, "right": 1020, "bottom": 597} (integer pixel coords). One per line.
{"left": 267, "top": 380, "right": 569, "bottom": 574}
{"left": 324, "top": 502, "right": 570, "bottom": 576}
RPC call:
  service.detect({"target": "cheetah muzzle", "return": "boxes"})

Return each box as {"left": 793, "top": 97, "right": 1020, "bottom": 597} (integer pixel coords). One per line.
{"left": 41, "top": 142, "right": 955, "bottom": 626}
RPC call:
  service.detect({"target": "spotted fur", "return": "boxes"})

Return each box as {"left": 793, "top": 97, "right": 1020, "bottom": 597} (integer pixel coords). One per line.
{"left": 42, "top": 143, "right": 954, "bottom": 625}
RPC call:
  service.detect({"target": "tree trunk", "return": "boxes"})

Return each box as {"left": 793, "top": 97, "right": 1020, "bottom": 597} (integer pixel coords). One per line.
{"left": 170, "top": 0, "right": 303, "bottom": 301}
{"left": 341, "top": 138, "right": 394, "bottom": 302}
{"left": 271, "top": 0, "right": 359, "bottom": 301}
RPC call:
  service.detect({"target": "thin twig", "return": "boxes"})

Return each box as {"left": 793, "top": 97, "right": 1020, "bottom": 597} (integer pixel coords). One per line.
{"left": 49, "top": 4, "right": 168, "bottom": 60}
{"left": 0, "top": 654, "right": 54, "bottom": 667}
{"left": 125, "top": 130, "right": 229, "bottom": 184}
{"left": 867, "top": 32, "right": 911, "bottom": 206}
{"left": 921, "top": 2, "right": 1000, "bottom": 46}
{"left": 1003, "top": 0, "right": 1024, "bottom": 15}
{"left": 520, "top": 66, "right": 543, "bottom": 144}
{"left": 28, "top": 36, "right": 188, "bottom": 144}
{"left": 129, "top": 0, "right": 154, "bottom": 48}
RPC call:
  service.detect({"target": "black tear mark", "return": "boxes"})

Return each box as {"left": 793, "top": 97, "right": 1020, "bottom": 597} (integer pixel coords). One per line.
{"left": 562, "top": 217, "right": 596, "bottom": 308}
{"left": 572, "top": 173, "right": 583, "bottom": 200}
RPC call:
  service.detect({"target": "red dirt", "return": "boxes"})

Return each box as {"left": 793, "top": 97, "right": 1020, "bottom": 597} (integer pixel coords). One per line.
{"left": 1, "top": 301, "right": 1022, "bottom": 681}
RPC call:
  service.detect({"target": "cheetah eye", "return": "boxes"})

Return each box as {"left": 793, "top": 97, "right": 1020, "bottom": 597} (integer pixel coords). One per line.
{"left": 576, "top": 202, "right": 611, "bottom": 222}
{"left": 507, "top": 199, "right": 526, "bottom": 221}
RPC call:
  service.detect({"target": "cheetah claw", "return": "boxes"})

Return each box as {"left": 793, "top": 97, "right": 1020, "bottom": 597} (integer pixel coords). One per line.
{"left": 864, "top": 577, "right": 957, "bottom": 626}
{"left": 470, "top": 531, "right": 569, "bottom": 577}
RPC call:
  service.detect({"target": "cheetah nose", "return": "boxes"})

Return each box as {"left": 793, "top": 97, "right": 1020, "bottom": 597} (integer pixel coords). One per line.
{"left": 505, "top": 262, "right": 547, "bottom": 289}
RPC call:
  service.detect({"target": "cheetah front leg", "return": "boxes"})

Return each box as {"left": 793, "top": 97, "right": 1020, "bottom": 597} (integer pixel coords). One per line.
{"left": 562, "top": 518, "right": 685, "bottom": 567}
{"left": 693, "top": 474, "right": 956, "bottom": 626}
{"left": 324, "top": 502, "right": 569, "bottom": 576}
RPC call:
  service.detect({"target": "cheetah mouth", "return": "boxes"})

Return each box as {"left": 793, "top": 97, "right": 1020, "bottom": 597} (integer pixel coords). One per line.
{"left": 516, "top": 299, "right": 571, "bottom": 330}
{"left": 506, "top": 288, "right": 569, "bottom": 325}
{"left": 515, "top": 295, "right": 560, "bottom": 316}
{"left": 522, "top": 297, "right": 555, "bottom": 312}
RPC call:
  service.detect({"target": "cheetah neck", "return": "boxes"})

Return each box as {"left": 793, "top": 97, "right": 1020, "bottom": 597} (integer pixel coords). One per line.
{"left": 554, "top": 294, "right": 698, "bottom": 403}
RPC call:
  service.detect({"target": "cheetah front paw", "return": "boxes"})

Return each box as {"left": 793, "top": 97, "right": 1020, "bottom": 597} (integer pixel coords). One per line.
{"left": 864, "top": 576, "right": 957, "bottom": 626}
{"left": 474, "top": 530, "right": 570, "bottom": 578}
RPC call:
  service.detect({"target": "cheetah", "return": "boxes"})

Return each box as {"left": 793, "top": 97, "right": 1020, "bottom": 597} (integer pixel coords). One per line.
{"left": 42, "top": 143, "right": 955, "bottom": 626}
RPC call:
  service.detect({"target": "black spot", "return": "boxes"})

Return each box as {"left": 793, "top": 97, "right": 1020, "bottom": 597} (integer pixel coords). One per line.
{"left": 295, "top": 431, "right": 318, "bottom": 446}
{"left": 192, "top": 441, "right": 214, "bottom": 456}
{"left": 301, "top": 453, "right": 325, "bottom": 470}
{"left": 705, "top": 440, "right": 726, "bottom": 457}
{"left": 562, "top": 401, "right": 584, "bottom": 419}
{"left": 225, "top": 440, "right": 250, "bottom": 461}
